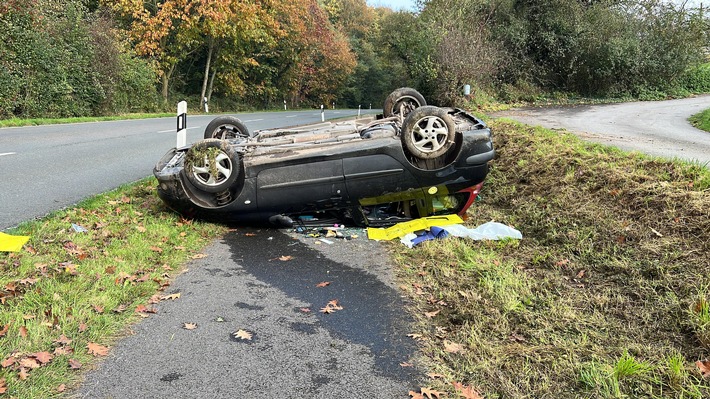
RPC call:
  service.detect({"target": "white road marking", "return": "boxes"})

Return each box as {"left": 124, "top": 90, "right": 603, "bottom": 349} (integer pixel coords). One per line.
{"left": 0, "top": 152, "right": 17, "bottom": 157}
{"left": 243, "top": 119, "right": 264, "bottom": 123}
{"left": 285, "top": 115, "right": 298, "bottom": 118}
{"left": 157, "top": 126, "right": 201, "bottom": 133}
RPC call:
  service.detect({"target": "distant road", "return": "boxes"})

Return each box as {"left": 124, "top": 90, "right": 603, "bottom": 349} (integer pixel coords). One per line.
{"left": 492, "top": 95, "right": 710, "bottom": 166}
{"left": 0, "top": 109, "right": 379, "bottom": 230}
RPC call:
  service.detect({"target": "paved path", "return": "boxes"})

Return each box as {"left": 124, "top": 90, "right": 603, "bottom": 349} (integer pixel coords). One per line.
{"left": 492, "top": 95, "right": 710, "bottom": 166}
{"left": 75, "top": 228, "right": 417, "bottom": 398}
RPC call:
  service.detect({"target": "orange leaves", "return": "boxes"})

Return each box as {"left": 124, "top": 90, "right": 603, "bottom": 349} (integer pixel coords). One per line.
{"left": 68, "top": 358, "right": 82, "bottom": 370}
{"left": 87, "top": 342, "right": 109, "bottom": 357}
{"left": 2, "top": 351, "right": 57, "bottom": 381}
{"left": 319, "top": 299, "right": 343, "bottom": 314}
{"left": 233, "top": 329, "right": 253, "bottom": 341}
{"left": 697, "top": 359, "right": 710, "bottom": 378}
{"left": 453, "top": 382, "right": 483, "bottom": 399}
{"left": 315, "top": 281, "right": 331, "bottom": 288}
{"left": 183, "top": 323, "right": 198, "bottom": 330}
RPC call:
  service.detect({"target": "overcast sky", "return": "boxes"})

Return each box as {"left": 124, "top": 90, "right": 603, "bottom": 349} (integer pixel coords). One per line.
{"left": 366, "top": 0, "right": 417, "bottom": 11}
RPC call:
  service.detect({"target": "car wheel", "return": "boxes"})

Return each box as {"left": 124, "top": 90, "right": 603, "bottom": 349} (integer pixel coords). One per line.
{"left": 183, "top": 139, "right": 240, "bottom": 193}
{"left": 204, "top": 116, "right": 250, "bottom": 140}
{"left": 401, "top": 106, "right": 456, "bottom": 160}
{"left": 383, "top": 88, "right": 426, "bottom": 118}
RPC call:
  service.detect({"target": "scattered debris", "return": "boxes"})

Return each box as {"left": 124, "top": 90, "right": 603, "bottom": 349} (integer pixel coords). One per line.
{"left": 0, "top": 232, "right": 30, "bottom": 252}
{"left": 71, "top": 223, "right": 88, "bottom": 233}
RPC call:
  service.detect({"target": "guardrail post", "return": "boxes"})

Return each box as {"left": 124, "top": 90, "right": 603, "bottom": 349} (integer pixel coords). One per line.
{"left": 177, "top": 101, "right": 187, "bottom": 148}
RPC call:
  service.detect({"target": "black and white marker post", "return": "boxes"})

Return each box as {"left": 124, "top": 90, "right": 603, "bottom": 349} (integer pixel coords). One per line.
{"left": 177, "top": 101, "right": 187, "bottom": 148}
{"left": 320, "top": 104, "right": 325, "bottom": 122}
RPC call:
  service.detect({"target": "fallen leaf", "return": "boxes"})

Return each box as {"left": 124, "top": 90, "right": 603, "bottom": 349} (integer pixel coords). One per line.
{"left": 54, "top": 347, "right": 73, "bottom": 356}
{"left": 1, "top": 356, "right": 16, "bottom": 368}
{"left": 112, "top": 304, "right": 128, "bottom": 313}
{"left": 104, "top": 266, "right": 116, "bottom": 274}
{"left": 444, "top": 340, "right": 465, "bottom": 353}
{"left": 33, "top": 352, "right": 53, "bottom": 365}
{"left": 183, "top": 323, "right": 198, "bottom": 330}
{"left": 409, "top": 391, "right": 425, "bottom": 399}
{"left": 0, "top": 378, "right": 6, "bottom": 394}
{"left": 400, "top": 362, "right": 414, "bottom": 367}
{"left": 424, "top": 310, "right": 440, "bottom": 318}
{"left": 20, "top": 357, "right": 40, "bottom": 369}
{"left": 407, "top": 333, "right": 424, "bottom": 340}
{"left": 233, "top": 329, "right": 253, "bottom": 340}
{"left": 191, "top": 253, "right": 208, "bottom": 259}
{"left": 576, "top": 269, "right": 586, "bottom": 279}
{"left": 320, "top": 306, "right": 336, "bottom": 314}
{"left": 245, "top": 233, "right": 257, "bottom": 237}
{"left": 300, "top": 308, "right": 311, "bottom": 313}
{"left": 19, "top": 326, "right": 27, "bottom": 338}
{"left": 92, "top": 304, "right": 104, "bottom": 314}
{"left": 150, "top": 246, "right": 163, "bottom": 253}
{"left": 421, "top": 387, "right": 442, "bottom": 399}
{"left": 697, "top": 360, "right": 710, "bottom": 378}
{"left": 18, "top": 367, "right": 29, "bottom": 380}
{"left": 316, "top": 281, "right": 331, "bottom": 288}
{"left": 68, "top": 358, "right": 82, "bottom": 369}
{"left": 55, "top": 335, "right": 72, "bottom": 347}
{"left": 87, "top": 342, "right": 109, "bottom": 357}
{"left": 136, "top": 226, "right": 146, "bottom": 233}
{"left": 0, "top": 323, "right": 10, "bottom": 337}
{"left": 161, "top": 293, "right": 181, "bottom": 300}
{"left": 78, "top": 322, "right": 87, "bottom": 332}
{"left": 453, "top": 382, "right": 483, "bottom": 399}
{"left": 135, "top": 305, "right": 157, "bottom": 314}
{"left": 327, "top": 299, "right": 342, "bottom": 309}
{"left": 57, "top": 384, "right": 66, "bottom": 393}
{"left": 279, "top": 255, "right": 293, "bottom": 261}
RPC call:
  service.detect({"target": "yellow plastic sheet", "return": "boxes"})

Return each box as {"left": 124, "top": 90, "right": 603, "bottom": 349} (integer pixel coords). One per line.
{"left": 0, "top": 232, "right": 30, "bottom": 252}
{"left": 367, "top": 214, "right": 463, "bottom": 241}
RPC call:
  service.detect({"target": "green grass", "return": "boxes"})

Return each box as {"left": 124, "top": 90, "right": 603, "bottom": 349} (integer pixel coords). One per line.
{"left": 0, "top": 178, "right": 226, "bottom": 397}
{"left": 690, "top": 108, "right": 710, "bottom": 132}
{"left": 0, "top": 113, "right": 174, "bottom": 128}
{"left": 393, "top": 121, "right": 710, "bottom": 398}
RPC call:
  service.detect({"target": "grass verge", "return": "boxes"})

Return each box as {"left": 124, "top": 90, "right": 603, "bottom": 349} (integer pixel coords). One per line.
{"left": 396, "top": 121, "right": 710, "bottom": 398}
{"left": 690, "top": 108, "right": 710, "bottom": 132}
{"left": 0, "top": 114, "right": 174, "bottom": 128}
{"left": 0, "top": 178, "right": 226, "bottom": 397}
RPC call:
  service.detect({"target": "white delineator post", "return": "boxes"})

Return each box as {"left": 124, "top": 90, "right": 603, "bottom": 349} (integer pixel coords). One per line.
{"left": 358, "top": 105, "right": 361, "bottom": 118}
{"left": 321, "top": 105, "right": 325, "bottom": 122}
{"left": 177, "top": 101, "right": 187, "bottom": 148}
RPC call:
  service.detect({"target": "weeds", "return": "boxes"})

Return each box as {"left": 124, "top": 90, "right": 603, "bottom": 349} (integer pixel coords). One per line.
{"left": 394, "top": 121, "right": 710, "bottom": 398}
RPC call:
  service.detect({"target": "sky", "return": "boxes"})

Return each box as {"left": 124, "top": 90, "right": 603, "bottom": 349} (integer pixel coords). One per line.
{"left": 366, "top": 0, "right": 417, "bottom": 11}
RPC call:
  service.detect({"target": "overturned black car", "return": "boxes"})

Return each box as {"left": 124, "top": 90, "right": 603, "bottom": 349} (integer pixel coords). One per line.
{"left": 153, "top": 88, "right": 494, "bottom": 227}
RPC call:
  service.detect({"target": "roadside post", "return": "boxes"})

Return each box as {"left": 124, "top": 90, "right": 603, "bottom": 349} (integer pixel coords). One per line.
{"left": 284, "top": 100, "right": 287, "bottom": 111}
{"left": 177, "top": 101, "right": 187, "bottom": 148}
{"left": 203, "top": 96, "right": 208, "bottom": 113}
{"left": 321, "top": 105, "right": 325, "bottom": 122}
{"left": 358, "top": 105, "right": 361, "bottom": 118}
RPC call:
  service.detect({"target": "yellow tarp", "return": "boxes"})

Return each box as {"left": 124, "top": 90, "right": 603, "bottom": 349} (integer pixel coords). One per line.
{"left": 367, "top": 214, "right": 463, "bottom": 241}
{"left": 0, "top": 232, "right": 30, "bottom": 252}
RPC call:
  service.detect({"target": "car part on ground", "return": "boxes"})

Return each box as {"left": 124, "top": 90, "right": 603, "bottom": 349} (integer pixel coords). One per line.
{"left": 154, "top": 88, "right": 494, "bottom": 227}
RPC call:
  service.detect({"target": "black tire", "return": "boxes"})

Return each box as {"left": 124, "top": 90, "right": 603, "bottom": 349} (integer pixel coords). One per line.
{"left": 183, "top": 139, "right": 240, "bottom": 193}
{"left": 383, "top": 87, "right": 426, "bottom": 118}
{"left": 401, "top": 106, "right": 456, "bottom": 160}
{"left": 204, "top": 116, "right": 250, "bottom": 140}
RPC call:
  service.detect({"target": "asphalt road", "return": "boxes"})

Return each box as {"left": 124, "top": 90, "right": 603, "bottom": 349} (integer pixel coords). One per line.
{"left": 0, "top": 109, "right": 378, "bottom": 231}
{"left": 76, "top": 228, "right": 417, "bottom": 398}
{"left": 492, "top": 95, "right": 710, "bottom": 166}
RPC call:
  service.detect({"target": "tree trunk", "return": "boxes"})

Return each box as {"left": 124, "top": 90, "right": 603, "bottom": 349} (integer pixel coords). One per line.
{"left": 161, "top": 65, "right": 175, "bottom": 103}
{"left": 200, "top": 37, "right": 214, "bottom": 104}
{"left": 207, "top": 63, "right": 217, "bottom": 103}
